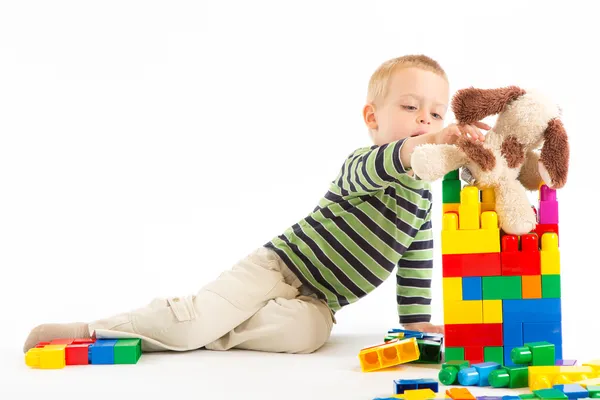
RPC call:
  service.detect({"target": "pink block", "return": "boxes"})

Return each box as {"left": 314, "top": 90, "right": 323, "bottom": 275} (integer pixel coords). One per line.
{"left": 539, "top": 185, "right": 558, "bottom": 224}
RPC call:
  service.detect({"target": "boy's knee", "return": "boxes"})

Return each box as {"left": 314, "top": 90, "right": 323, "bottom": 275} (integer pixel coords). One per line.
{"left": 278, "top": 297, "right": 333, "bottom": 353}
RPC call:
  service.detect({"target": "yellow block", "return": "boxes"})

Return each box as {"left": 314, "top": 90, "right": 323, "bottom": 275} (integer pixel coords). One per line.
{"left": 443, "top": 277, "right": 463, "bottom": 302}
{"left": 541, "top": 233, "right": 560, "bottom": 274}
{"left": 528, "top": 366, "right": 596, "bottom": 390}
{"left": 583, "top": 360, "right": 600, "bottom": 374}
{"left": 481, "top": 187, "right": 496, "bottom": 212}
{"left": 442, "top": 212, "right": 501, "bottom": 255}
{"left": 443, "top": 203, "right": 459, "bottom": 214}
{"left": 358, "top": 337, "right": 420, "bottom": 372}
{"left": 25, "top": 344, "right": 66, "bottom": 369}
{"left": 459, "top": 186, "right": 481, "bottom": 230}
{"left": 444, "top": 300, "right": 482, "bottom": 324}
{"left": 576, "top": 377, "right": 600, "bottom": 387}
{"left": 483, "top": 300, "right": 503, "bottom": 323}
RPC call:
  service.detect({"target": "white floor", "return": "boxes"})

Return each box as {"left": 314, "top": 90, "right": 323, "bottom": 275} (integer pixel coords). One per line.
{"left": 1, "top": 330, "right": 547, "bottom": 400}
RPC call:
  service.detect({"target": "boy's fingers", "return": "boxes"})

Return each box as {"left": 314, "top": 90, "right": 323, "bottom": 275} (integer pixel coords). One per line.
{"left": 474, "top": 121, "right": 492, "bottom": 130}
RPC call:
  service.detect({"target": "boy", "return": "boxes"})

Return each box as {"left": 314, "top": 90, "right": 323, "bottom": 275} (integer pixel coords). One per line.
{"left": 23, "top": 54, "right": 489, "bottom": 354}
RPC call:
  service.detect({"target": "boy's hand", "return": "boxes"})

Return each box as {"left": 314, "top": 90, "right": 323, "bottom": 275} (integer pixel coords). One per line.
{"left": 432, "top": 121, "right": 491, "bottom": 145}
{"left": 402, "top": 322, "right": 445, "bottom": 335}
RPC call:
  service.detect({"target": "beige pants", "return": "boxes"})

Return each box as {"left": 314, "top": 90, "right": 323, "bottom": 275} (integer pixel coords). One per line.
{"left": 88, "top": 247, "right": 335, "bottom": 354}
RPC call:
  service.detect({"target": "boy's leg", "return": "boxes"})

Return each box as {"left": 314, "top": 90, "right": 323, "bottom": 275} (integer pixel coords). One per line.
{"left": 204, "top": 294, "right": 334, "bottom": 354}
{"left": 23, "top": 247, "right": 300, "bottom": 353}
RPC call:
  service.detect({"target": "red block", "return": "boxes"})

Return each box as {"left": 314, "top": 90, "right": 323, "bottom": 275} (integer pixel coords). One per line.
{"left": 534, "top": 223, "right": 559, "bottom": 244}
{"left": 50, "top": 338, "right": 74, "bottom": 345}
{"left": 444, "top": 323, "right": 503, "bottom": 347}
{"left": 464, "top": 346, "right": 484, "bottom": 364}
{"left": 501, "top": 234, "right": 541, "bottom": 275}
{"left": 66, "top": 343, "right": 90, "bottom": 365}
{"left": 35, "top": 341, "right": 51, "bottom": 348}
{"left": 73, "top": 338, "right": 95, "bottom": 344}
{"left": 442, "top": 253, "right": 501, "bottom": 277}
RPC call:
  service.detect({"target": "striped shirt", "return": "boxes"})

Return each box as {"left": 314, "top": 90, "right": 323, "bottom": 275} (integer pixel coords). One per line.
{"left": 264, "top": 138, "right": 434, "bottom": 323}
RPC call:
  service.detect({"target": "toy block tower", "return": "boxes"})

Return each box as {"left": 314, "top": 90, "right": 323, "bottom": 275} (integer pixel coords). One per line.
{"left": 441, "top": 170, "right": 562, "bottom": 367}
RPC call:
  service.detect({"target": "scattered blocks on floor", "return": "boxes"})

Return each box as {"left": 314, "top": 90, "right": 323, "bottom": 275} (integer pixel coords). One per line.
{"left": 358, "top": 337, "right": 420, "bottom": 372}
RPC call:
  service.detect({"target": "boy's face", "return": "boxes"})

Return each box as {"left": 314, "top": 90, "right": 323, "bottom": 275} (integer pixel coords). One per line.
{"left": 365, "top": 67, "right": 449, "bottom": 146}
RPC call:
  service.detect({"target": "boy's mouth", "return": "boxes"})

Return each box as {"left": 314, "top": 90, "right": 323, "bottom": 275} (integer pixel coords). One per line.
{"left": 411, "top": 130, "right": 427, "bottom": 137}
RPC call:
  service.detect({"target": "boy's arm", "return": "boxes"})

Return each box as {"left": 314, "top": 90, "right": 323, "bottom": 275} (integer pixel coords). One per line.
{"left": 396, "top": 208, "right": 433, "bottom": 324}
{"left": 333, "top": 138, "right": 415, "bottom": 195}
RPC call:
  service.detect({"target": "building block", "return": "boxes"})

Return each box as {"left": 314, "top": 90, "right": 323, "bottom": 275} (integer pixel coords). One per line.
{"left": 358, "top": 337, "right": 420, "bottom": 372}
{"left": 443, "top": 277, "right": 463, "bottom": 301}
{"left": 519, "top": 395, "right": 537, "bottom": 399}
{"left": 489, "top": 366, "right": 529, "bottom": 388}
{"left": 586, "top": 385, "right": 600, "bottom": 398}
{"left": 528, "top": 366, "right": 596, "bottom": 390}
{"left": 504, "top": 322, "right": 524, "bottom": 346}
{"left": 539, "top": 185, "right": 559, "bottom": 224}
{"left": 481, "top": 188, "right": 495, "bottom": 212}
{"left": 90, "top": 339, "right": 118, "bottom": 364}
{"left": 410, "top": 337, "right": 443, "bottom": 364}
{"left": 25, "top": 344, "right": 67, "bottom": 369}
{"left": 511, "top": 341, "right": 555, "bottom": 366}
{"left": 483, "top": 300, "right": 503, "bottom": 323}
{"left": 502, "top": 299, "right": 561, "bottom": 323}
{"left": 484, "top": 347, "right": 504, "bottom": 365}
{"left": 504, "top": 345, "right": 521, "bottom": 368}
{"left": 444, "top": 203, "right": 460, "bottom": 214}
{"left": 403, "top": 389, "right": 438, "bottom": 400}
{"left": 444, "top": 347, "right": 465, "bottom": 362}
{"left": 444, "top": 324, "right": 503, "bottom": 347}
{"left": 393, "top": 379, "right": 438, "bottom": 395}
{"left": 443, "top": 179, "right": 462, "bottom": 203}
{"left": 522, "top": 322, "right": 562, "bottom": 361}
{"left": 458, "top": 362, "right": 502, "bottom": 386}
{"left": 500, "top": 234, "right": 541, "bottom": 276}
{"left": 459, "top": 186, "right": 482, "bottom": 230}
{"left": 501, "top": 397, "right": 521, "bottom": 400}
{"left": 522, "top": 275, "right": 542, "bottom": 299}
{"left": 444, "top": 300, "right": 483, "bottom": 324}
{"left": 463, "top": 277, "right": 483, "bottom": 300}
{"left": 533, "top": 388, "right": 568, "bottom": 399}
{"left": 65, "top": 343, "right": 90, "bottom": 365}
{"left": 465, "top": 347, "right": 484, "bottom": 364}
{"left": 542, "top": 275, "right": 561, "bottom": 298}
{"left": 114, "top": 339, "right": 142, "bottom": 364}
{"left": 483, "top": 276, "right": 522, "bottom": 299}
{"left": 446, "top": 388, "right": 476, "bottom": 400}
{"left": 439, "top": 360, "right": 470, "bottom": 385}
{"left": 442, "top": 253, "right": 502, "bottom": 277}
{"left": 540, "top": 233, "right": 560, "bottom": 274}
{"left": 553, "top": 384, "right": 588, "bottom": 399}
{"left": 582, "top": 360, "right": 600, "bottom": 373}
{"left": 441, "top": 211, "right": 501, "bottom": 255}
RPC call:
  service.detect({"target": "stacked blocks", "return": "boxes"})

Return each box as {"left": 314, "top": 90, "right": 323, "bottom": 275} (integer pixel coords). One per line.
{"left": 441, "top": 170, "right": 563, "bottom": 367}
{"left": 25, "top": 337, "right": 142, "bottom": 369}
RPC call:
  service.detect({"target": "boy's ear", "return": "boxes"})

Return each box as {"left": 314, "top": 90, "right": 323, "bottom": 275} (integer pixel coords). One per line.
{"left": 363, "top": 104, "right": 378, "bottom": 130}
{"left": 452, "top": 86, "right": 526, "bottom": 124}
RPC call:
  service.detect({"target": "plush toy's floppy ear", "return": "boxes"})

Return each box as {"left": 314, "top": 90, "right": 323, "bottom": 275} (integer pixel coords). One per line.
{"left": 452, "top": 86, "right": 526, "bottom": 124}
{"left": 539, "top": 118, "right": 569, "bottom": 188}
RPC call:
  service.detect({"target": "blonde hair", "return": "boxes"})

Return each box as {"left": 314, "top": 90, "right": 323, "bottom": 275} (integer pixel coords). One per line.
{"left": 367, "top": 54, "right": 448, "bottom": 106}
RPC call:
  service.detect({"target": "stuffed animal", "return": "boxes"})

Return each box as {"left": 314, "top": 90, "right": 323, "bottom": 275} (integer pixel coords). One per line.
{"left": 410, "top": 86, "right": 569, "bottom": 235}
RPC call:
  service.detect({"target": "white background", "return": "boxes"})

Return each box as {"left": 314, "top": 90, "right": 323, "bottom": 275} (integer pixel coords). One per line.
{"left": 1, "top": 1, "right": 598, "bottom": 399}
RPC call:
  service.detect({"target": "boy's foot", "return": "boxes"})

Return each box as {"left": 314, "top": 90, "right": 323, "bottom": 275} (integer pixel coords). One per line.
{"left": 23, "top": 322, "right": 91, "bottom": 353}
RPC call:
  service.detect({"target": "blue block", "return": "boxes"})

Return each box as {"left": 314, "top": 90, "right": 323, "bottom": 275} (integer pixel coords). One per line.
{"left": 504, "top": 345, "right": 524, "bottom": 368}
{"left": 458, "top": 367, "right": 480, "bottom": 386}
{"left": 554, "top": 384, "right": 588, "bottom": 399}
{"left": 504, "top": 322, "right": 524, "bottom": 346}
{"left": 462, "top": 277, "right": 482, "bottom": 300}
{"left": 388, "top": 329, "right": 424, "bottom": 339}
{"left": 523, "top": 322, "right": 563, "bottom": 361}
{"left": 415, "top": 379, "right": 438, "bottom": 392}
{"left": 473, "top": 362, "right": 501, "bottom": 386}
{"left": 90, "top": 339, "right": 117, "bottom": 364}
{"left": 503, "top": 299, "right": 561, "bottom": 323}
{"left": 502, "top": 397, "right": 522, "bottom": 400}
{"left": 393, "top": 379, "right": 438, "bottom": 394}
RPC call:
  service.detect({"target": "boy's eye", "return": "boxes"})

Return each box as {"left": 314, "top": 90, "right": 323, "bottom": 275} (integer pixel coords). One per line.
{"left": 402, "top": 105, "right": 417, "bottom": 110}
{"left": 432, "top": 113, "right": 442, "bottom": 119}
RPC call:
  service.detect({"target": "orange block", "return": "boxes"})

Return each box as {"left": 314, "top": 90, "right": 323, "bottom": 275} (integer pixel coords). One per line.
{"left": 446, "top": 388, "right": 475, "bottom": 400}
{"left": 522, "top": 275, "right": 542, "bottom": 299}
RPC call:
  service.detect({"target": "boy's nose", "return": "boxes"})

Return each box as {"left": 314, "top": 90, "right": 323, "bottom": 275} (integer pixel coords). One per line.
{"left": 418, "top": 117, "right": 431, "bottom": 124}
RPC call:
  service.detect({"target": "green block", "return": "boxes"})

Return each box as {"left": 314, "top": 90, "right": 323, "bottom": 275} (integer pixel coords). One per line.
{"left": 412, "top": 338, "right": 442, "bottom": 364}
{"left": 443, "top": 179, "right": 461, "bottom": 203}
{"left": 444, "top": 347, "right": 465, "bottom": 362}
{"left": 482, "top": 276, "right": 522, "bottom": 299}
{"left": 511, "top": 341, "right": 555, "bottom": 366}
{"left": 587, "top": 386, "right": 600, "bottom": 398}
{"left": 484, "top": 346, "right": 504, "bottom": 365}
{"left": 542, "top": 274, "right": 561, "bottom": 298}
{"left": 489, "top": 368, "right": 510, "bottom": 388}
{"left": 533, "top": 388, "right": 568, "bottom": 399}
{"left": 444, "top": 169, "right": 460, "bottom": 180}
{"left": 506, "top": 366, "right": 529, "bottom": 388}
{"left": 114, "top": 338, "right": 142, "bottom": 364}
{"left": 519, "top": 395, "right": 537, "bottom": 399}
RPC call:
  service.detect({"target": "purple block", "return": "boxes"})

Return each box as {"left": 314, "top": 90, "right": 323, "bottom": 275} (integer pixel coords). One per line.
{"left": 541, "top": 185, "right": 557, "bottom": 201}
{"left": 477, "top": 397, "right": 503, "bottom": 400}
{"left": 556, "top": 359, "right": 577, "bottom": 366}
{"left": 539, "top": 200, "right": 559, "bottom": 224}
